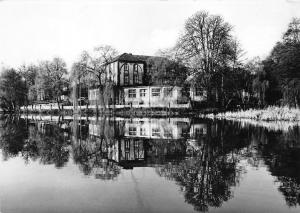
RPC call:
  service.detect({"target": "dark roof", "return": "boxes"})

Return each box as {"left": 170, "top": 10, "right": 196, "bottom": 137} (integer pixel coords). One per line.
{"left": 110, "top": 53, "right": 166, "bottom": 63}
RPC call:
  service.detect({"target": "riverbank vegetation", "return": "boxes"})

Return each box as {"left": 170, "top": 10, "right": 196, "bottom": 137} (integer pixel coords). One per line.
{"left": 207, "top": 106, "right": 300, "bottom": 121}
{"left": 0, "top": 11, "right": 299, "bottom": 114}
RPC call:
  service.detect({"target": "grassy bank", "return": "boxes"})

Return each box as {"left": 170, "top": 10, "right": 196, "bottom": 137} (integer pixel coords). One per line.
{"left": 19, "top": 106, "right": 220, "bottom": 117}
{"left": 206, "top": 106, "right": 300, "bottom": 121}
{"left": 19, "top": 107, "right": 191, "bottom": 117}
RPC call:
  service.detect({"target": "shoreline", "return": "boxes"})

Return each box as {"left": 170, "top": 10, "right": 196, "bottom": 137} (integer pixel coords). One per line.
{"left": 17, "top": 105, "right": 220, "bottom": 118}
{"left": 205, "top": 106, "right": 300, "bottom": 122}
{"left": 203, "top": 106, "right": 300, "bottom": 132}
{"left": 207, "top": 116, "right": 300, "bottom": 132}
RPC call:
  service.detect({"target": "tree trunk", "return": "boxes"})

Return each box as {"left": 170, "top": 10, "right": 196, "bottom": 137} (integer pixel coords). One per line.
{"left": 57, "top": 98, "right": 61, "bottom": 111}
{"left": 99, "top": 86, "right": 105, "bottom": 110}
{"left": 72, "top": 80, "right": 78, "bottom": 114}
{"left": 294, "top": 98, "right": 298, "bottom": 108}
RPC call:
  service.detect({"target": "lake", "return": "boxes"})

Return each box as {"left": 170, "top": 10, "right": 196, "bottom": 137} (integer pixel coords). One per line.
{"left": 0, "top": 115, "right": 299, "bottom": 213}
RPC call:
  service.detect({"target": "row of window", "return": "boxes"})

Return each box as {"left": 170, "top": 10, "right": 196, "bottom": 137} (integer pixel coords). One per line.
{"left": 128, "top": 127, "right": 173, "bottom": 137}
{"left": 124, "top": 63, "right": 141, "bottom": 85}
{"left": 124, "top": 64, "right": 140, "bottom": 71}
{"left": 128, "top": 88, "right": 173, "bottom": 98}
{"left": 124, "top": 139, "right": 143, "bottom": 148}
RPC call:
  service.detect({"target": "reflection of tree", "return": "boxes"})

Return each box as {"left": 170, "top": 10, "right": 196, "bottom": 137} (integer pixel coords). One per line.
{"left": 0, "top": 116, "right": 122, "bottom": 180}
{"left": 255, "top": 126, "right": 300, "bottom": 207}
{"left": 23, "top": 121, "right": 70, "bottom": 168}
{"left": 0, "top": 117, "right": 71, "bottom": 168}
{"left": 2, "top": 116, "right": 300, "bottom": 211}
{"left": 155, "top": 121, "right": 248, "bottom": 212}
{"left": 71, "top": 118, "right": 121, "bottom": 180}
{"left": 146, "top": 139, "right": 187, "bottom": 164}
{"left": 0, "top": 116, "right": 27, "bottom": 160}
{"left": 37, "top": 132, "right": 70, "bottom": 168}
{"left": 72, "top": 137, "right": 121, "bottom": 180}
{"left": 22, "top": 125, "right": 40, "bottom": 163}
{"left": 156, "top": 153, "right": 243, "bottom": 212}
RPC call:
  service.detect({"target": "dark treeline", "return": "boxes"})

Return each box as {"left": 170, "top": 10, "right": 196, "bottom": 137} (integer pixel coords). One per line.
{"left": 0, "top": 58, "right": 69, "bottom": 112}
{"left": 250, "top": 18, "right": 300, "bottom": 108}
{"left": 0, "top": 11, "right": 299, "bottom": 113}
{"left": 167, "top": 12, "right": 300, "bottom": 109}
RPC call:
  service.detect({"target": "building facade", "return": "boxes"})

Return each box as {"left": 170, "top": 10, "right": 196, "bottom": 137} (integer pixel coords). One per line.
{"left": 88, "top": 53, "right": 207, "bottom": 108}
{"left": 123, "top": 86, "right": 190, "bottom": 108}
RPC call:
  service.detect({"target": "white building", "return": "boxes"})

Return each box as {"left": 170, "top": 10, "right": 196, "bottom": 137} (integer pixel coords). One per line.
{"left": 88, "top": 53, "right": 207, "bottom": 109}
{"left": 123, "top": 86, "right": 190, "bottom": 108}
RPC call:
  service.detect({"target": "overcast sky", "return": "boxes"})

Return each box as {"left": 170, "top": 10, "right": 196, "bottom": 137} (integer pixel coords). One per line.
{"left": 0, "top": 0, "right": 299, "bottom": 69}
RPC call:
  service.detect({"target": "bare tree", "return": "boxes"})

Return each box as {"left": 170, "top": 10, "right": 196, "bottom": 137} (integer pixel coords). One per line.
{"left": 283, "top": 17, "right": 300, "bottom": 44}
{"left": 35, "top": 57, "right": 68, "bottom": 110}
{"left": 76, "top": 45, "right": 118, "bottom": 86}
{"left": 176, "top": 11, "right": 237, "bottom": 104}
{"left": 72, "top": 45, "right": 118, "bottom": 108}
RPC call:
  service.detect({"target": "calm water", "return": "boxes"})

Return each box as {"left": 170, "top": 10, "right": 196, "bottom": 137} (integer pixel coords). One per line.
{"left": 0, "top": 115, "right": 299, "bottom": 213}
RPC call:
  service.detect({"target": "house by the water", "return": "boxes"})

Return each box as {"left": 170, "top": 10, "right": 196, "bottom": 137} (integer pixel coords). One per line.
{"left": 88, "top": 53, "right": 207, "bottom": 109}
{"left": 24, "top": 53, "right": 207, "bottom": 111}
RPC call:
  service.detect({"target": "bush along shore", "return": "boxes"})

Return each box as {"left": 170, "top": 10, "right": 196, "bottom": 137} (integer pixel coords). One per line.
{"left": 20, "top": 105, "right": 221, "bottom": 117}
{"left": 205, "top": 106, "right": 300, "bottom": 122}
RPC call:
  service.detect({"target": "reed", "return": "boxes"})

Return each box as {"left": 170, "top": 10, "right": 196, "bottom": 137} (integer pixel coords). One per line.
{"left": 207, "top": 106, "right": 300, "bottom": 121}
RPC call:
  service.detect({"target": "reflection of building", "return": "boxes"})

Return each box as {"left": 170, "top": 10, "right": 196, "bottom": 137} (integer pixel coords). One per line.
{"left": 21, "top": 116, "right": 214, "bottom": 183}
{"left": 189, "top": 123, "right": 207, "bottom": 138}
{"left": 118, "top": 138, "right": 145, "bottom": 169}
{"left": 124, "top": 118, "right": 191, "bottom": 139}
{"left": 88, "top": 119, "right": 145, "bottom": 169}
{"left": 94, "top": 159, "right": 121, "bottom": 180}
{"left": 87, "top": 117, "right": 208, "bottom": 170}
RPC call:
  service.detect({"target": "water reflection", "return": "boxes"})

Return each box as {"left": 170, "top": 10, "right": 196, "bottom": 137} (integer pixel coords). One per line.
{"left": 155, "top": 122, "right": 248, "bottom": 212}
{"left": 0, "top": 115, "right": 300, "bottom": 212}
{"left": 252, "top": 126, "right": 300, "bottom": 207}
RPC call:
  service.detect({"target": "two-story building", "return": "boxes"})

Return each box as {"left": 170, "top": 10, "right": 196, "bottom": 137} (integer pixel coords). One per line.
{"left": 88, "top": 53, "right": 206, "bottom": 108}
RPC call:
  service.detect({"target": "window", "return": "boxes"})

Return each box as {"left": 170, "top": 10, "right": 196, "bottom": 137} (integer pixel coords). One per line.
{"left": 151, "top": 88, "right": 161, "bottom": 97}
{"left": 152, "top": 128, "right": 160, "bottom": 137}
{"left": 134, "top": 140, "right": 143, "bottom": 159}
{"left": 164, "top": 129, "right": 173, "bottom": 138}
{"left": 140, "top": 89, "right": 147, "bottom": 97}
{"left": 124, "top": 74, "right": 129, "bottom": 84}
{"left": 125, "top": 139, "right": 130, "bottom": 149}
{"left": 128, "top": 89, "right": 136, "bottom": 98}
{"left": 124, "top": 63, "right": 129, "bottom": 71}
{"left": 163, "top": 87, "right": 173, "bottom": 97}
{"left": 133, "top": 64, "right": 139, "bottom": 84}
{"left": 125, "top": 151, "right": 130, "bottom": 160}
{"left": 195, "top": 128, "right": 204, "bottom": 137}
{"left": 124, "top": 63, "right": 129, "bottom": 85}
{"left": 134, "top": 140, "right": 140, "bottom": 148}
{"left": 140, "top": 128, "right": 147, "bottom": 136}
{"left": 195, "top": 88, "right": 203, "bottom": 96}
{"left": 129, "top": 127, "right": 137, "bottom": 136}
